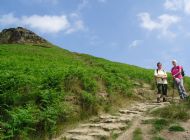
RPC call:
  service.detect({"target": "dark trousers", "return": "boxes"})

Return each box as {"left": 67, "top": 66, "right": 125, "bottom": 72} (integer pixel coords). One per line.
{"left": 157, "top": 84, "right": 168, "bottom": 96}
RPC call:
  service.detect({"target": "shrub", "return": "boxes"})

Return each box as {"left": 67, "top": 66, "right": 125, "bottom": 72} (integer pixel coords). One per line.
{"left": 1, "top": 105, "right": 38, "bottom": 140}
{"left": 80, "top": 91, "right": 99, "bottom": 115}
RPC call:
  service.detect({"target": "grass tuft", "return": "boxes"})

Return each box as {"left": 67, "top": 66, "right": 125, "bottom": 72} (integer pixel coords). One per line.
{"left": 133, "top": 128, "right": 143, "bottom": 140}
{"left": 169, "top": 125, "right": 185, "bottom": 132}
{"left": 151, "top": 136, "right": 166, "bottom": 140}
{"left": 151, "top": 104, "right": 190, "bottom": 121}
{"left": 151, "top": 119, "right": 169, "bottom": 133}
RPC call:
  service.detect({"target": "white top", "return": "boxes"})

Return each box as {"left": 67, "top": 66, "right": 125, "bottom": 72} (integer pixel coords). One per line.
{"left": 154, "top": 69, "right": 168, "bottom": 84}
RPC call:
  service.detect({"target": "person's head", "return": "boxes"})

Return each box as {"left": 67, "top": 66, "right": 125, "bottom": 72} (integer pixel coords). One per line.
{"left": 172, "top": 60, "right": 177, "bottom": 67}
{"left": 157, "top": 62, "right": 162, "bottom": 69}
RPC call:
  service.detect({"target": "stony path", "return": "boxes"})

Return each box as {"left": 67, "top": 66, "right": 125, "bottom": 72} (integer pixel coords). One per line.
{"left": 54, "top": 101, "right": 170, "bottom": 140}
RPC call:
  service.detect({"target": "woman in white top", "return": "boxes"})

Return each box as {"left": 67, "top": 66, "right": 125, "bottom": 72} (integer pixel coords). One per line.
{"left": 154, "top": 62, "right": 168, "bottom": 103}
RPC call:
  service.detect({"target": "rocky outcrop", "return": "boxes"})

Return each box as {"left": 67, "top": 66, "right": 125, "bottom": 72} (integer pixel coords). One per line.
{"left": 0, "top": 27, "right": 51, "bottom": 47}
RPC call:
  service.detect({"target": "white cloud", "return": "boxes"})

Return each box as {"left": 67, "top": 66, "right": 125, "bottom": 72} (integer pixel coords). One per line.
{"left": 164, "top": 0, "right": 190, "bottom": 15}
{"left": 0, "top": 13, "right": 86, "bottom": 34}
{"left": 129, "top": 40, "right": 143, "bottom": 48}
{"left": 164, "top": 0, "right": 183, "bottom": 11}
{"left": 138, "top": 13, "right": 160, "bottom": 31}
{"left": 65, "top": 13, "right": 86, "bottom": 34}
{"left": 138, "top": 12, "right": 180, "bottom": 38}
{"left": 184, "top": 0, "right": 190, "bottom": 14}
{"left": 66, "top": 20, "right": 85, "bottom": 34}
{"left": 22, "top": 15, "right": 69, "bottom": 33}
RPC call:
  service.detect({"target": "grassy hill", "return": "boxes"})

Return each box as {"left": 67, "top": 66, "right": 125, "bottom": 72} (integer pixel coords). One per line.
{"left": 0, "top": 44, "right": 190, "bottom": 139}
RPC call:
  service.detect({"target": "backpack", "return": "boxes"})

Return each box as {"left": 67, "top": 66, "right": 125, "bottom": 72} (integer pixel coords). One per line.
{"left": 181, "top": 68, "right": 185, "bottom": 77}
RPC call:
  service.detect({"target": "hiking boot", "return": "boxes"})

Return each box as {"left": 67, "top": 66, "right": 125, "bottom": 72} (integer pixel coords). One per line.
{"left": 163, "top": 97, "right": 167, "bottom": 102}
{"left": 157, "top": 97, "right": 160, "bottom": 103}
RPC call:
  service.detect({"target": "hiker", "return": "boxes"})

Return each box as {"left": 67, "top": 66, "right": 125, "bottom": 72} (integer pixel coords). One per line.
{"left": 171, "top": 60, "right": 188, "bottom": 100}
{"left": 154, "top": 62, "right": 168, "bottom": 103}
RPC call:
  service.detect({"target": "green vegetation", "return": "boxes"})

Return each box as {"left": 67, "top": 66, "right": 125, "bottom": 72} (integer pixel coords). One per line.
{"left": 133, "top": 128, "right": 143, "bottom": 140}
{"left": 152, "top": 119, "right": 169, "bottom": 132}
{"left": 0, "top": 44, "right": 156, "bottom": 139}
{"left": 148, "top": 99, "right": 190, "bottom": 134}
{"left": 0, "top": 44, "right": 190, "bottom": 139}
{"left": 169, "top": 125, "right": 185, "bottom": 132}
{"left": 111, "top": 132, "right": 119, "bottom": 140}
{"left": 142, "top": 118, "right": 172, "bottom": 134}
{"left": 142, "top": 118, "right": 169, "bottom": 133}
{"left": 151, "top": 103, "right": 190, "bottom": 121}
{"left": 143, "top": 99, "right": 190, "bottom": 137}
{"left": 151, "top": 136, "right": 165, "bottom": 140}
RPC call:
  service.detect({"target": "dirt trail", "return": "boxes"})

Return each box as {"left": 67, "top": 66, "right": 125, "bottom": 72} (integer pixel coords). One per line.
{"left": 54, "top": 101, "right": 170, "bottom": 140}
{"left": 116, "top": 102, "right": 170, "bottom": 140}
{"left": 158, "top": 119, "right": 190, "bottom": 140}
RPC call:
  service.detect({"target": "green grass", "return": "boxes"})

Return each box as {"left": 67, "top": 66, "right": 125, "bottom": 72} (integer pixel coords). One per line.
{"left": 169, "top": 125, "right": 185, "bottom": 132}
{"left": 133, "top": 128, "right": 143, "bottom": 140}
{"left": 151, "top": 104, "right": 190, "bottom": 121}
{"left": 153, "top": 119, "right": 169, "bottom": 132}
{"left": 142, "top": 118, "right": 169, "bottom": 133}
{"left": 146, "top": 101, "right": 190, "bottom": 135}
{"left": 0, "top": 44, "right": 190, "bottom": 139}
{"left": 111, "top": 132, "right": 119, "bottom": 140}
{"left": 151, "top": 136, "right": 166, "bottom": 140}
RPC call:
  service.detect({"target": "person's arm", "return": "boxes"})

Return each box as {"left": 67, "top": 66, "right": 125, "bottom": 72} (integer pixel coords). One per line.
{"left": 171, "top": 68, "right": 175, "bottom": 79}
{"left": 154, "top": 70, "right": 162, "bottom": 78}
{"left": 162, "top": 71, "right": 167, "bottom": 79}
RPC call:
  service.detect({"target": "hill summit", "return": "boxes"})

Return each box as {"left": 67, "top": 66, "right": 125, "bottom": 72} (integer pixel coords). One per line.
{"left": 0, "top": 27, "right": 51, "bottom": 47}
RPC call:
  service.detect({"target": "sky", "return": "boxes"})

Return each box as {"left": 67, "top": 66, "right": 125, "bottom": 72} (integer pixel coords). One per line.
{"left": 1, "top": 0, "right": 190, "bottom": 75}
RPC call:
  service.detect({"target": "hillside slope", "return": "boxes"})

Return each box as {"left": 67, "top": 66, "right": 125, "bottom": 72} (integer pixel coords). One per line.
{"left": 0, "top": 44, "right": 190, "bottom": 139}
